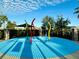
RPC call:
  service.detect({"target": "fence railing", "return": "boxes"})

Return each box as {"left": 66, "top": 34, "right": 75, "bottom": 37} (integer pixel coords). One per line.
{"left": 0, "top": 29, "right": 79, "bottom": 41}
{"left": 0, "top": 30, "right": 4, "bottom": 40}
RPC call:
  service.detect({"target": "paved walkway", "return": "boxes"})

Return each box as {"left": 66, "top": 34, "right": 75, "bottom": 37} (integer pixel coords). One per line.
{"left": 0, "top": 40, "right": 4, "bottom": 42}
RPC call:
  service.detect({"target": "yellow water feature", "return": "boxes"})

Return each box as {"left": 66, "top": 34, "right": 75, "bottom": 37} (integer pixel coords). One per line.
{"left": 48, "top": 22, "right": 51, "bottom": 40}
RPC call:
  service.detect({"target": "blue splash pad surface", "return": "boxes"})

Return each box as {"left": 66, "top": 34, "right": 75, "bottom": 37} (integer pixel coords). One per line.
{"left": 0, "top": 36, "right": 79, "bottom": 58}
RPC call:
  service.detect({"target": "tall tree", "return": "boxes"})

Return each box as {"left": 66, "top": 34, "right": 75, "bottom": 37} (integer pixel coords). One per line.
{"left": 55, "top": 16, "right": 70, "bottom": 34}
{"left": 41, "top": 16, "right": 55, "bottom": 36}
{"left": 0, "top": 21, "right": 2, "bottom": 27}
{"left": 42, "top": 16, "right": 55, "bottom": 30}
{"left": 0, "top": 15, "right": 8, "bottom": 28}
{"left": 7, "top": 21, "right": 16, "bottom": 29}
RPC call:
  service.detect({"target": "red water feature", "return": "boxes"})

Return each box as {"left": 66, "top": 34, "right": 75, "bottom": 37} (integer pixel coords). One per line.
{"left": 30, "top": 18, "right": 35, "bottom": 43}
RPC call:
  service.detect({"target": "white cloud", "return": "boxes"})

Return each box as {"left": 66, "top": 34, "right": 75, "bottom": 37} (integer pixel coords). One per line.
{"left": 1, "top": 0, "right": 66, "bottom": 14}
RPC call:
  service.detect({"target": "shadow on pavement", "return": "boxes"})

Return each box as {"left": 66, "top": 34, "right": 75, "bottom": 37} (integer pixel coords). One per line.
{"left": 20, "top": 37, "right": 33, "bottom": 59}
{"left": 36, "top": 37, "right": 67, "bottom": 59}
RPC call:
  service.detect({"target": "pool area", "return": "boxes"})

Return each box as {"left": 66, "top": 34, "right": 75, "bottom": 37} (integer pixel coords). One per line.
{"left": 0, "top": 36, "right": 79, "bottom": 59}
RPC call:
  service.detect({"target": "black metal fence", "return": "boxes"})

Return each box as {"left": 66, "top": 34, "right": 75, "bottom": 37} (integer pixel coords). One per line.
{"left": 78, "top": 31, "right": 79, "bottom": 41}
{"left": 0, "top": 29, "right": 79, "bottom": 41}
{"left": 42, "top": 30, "right": 72, "bottom": 40}
{"left": 0, "top": 30, "right": 4, "bottom": 40}
{"left": 9, "top": 29, "right": 40, "bottom": 39}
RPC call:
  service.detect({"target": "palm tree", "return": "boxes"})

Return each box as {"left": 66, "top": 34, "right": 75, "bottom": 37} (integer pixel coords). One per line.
{"left": 0, "top": 15, "right": 8, "bottom": 40}
{"left": 74, "top": 7, "right": 79, "bottom": 18}
{"left": 0, "top": 21, "right": 2, "bottom": 27}
{"left": 7, "top": 21, "right": 16, "bottom": 29}
{"left": 55, "top": 16, "right": 70, "bottom": 36}
{"left": 42, "top": 16, "right": 55, "bottom": 35}
{"left": 42, "top": 16, "right": 55, "bottom": 29}
{"left": 0, "top": 15, "right": 8, "bottom": 28}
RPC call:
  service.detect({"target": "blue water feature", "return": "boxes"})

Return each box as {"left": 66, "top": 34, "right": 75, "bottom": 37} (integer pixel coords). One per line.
{"left": 0, "top": 36, "right": 79, "bottom": 58}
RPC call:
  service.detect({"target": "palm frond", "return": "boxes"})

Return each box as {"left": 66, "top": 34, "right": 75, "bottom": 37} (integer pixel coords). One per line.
{"left": 75, "top": 7, "right": 79, "bottom": 10}
{"left": 74, "top": 10, "right": 79, "bottom": 14}
{"left": 78, "top": 15, "right": 79, "bottom": 18}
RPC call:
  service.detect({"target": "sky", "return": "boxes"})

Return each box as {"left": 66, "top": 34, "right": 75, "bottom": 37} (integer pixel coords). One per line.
{"left": 0, "top": 0, "right": 79, "bottom": 27}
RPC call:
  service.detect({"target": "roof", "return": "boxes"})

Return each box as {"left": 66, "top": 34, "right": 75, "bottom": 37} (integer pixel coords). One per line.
{"left": 17, "top": 23, "right": 33, "bottom": 27}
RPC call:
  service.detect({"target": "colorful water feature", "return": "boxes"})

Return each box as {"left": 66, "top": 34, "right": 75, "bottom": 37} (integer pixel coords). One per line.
{"left": 30, "top": 18, "right": 35, "bottom": 43}
{"left": 48, "top": 22, "right": 51, "bottom": 40}
{"left": 0, "top": 36, "right": 79, "bottom": 59}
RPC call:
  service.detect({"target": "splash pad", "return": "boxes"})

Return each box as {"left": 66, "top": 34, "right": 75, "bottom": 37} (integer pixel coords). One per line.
{"left": 0, "top": 36, "right": 79, "bottom": 59}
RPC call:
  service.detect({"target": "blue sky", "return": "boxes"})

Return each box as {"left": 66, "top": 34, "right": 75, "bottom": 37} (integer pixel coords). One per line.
{"left": 0, "top": 0, "right": 79, "bottom": 27}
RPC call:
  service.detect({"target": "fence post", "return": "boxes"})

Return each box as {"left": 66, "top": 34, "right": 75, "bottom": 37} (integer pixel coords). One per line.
{"left": 72, "top": 28, "right": 78, "bottom": 41}
{"left": 5, "top": 29, "right": 9, "bottom": 40}
{"left": 39, "top": 28, "right": 42, "bottom": 36}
